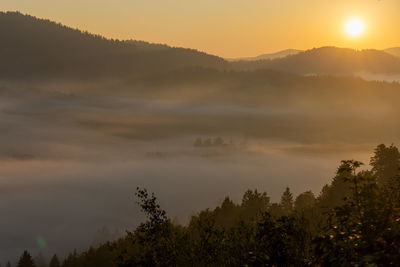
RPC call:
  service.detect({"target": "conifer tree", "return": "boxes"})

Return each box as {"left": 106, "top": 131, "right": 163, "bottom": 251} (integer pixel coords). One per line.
{"left": 280, "top": 187, "right": 294, "bottom": 215}
{"left": 17, "top": 251, "right": 35, "bottom": 267}
{"left": 294, "top": 190, "right": 316, "bottom": 211}
{"left": 49, "top": 254, "right": 60, "bottom": 267}
{"left": 370, "top": 144, "right": 400, "bottom": 186}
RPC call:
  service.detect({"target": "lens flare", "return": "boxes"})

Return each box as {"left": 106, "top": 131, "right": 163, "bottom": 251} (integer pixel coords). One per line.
{"left": 36, "top": 236, "right": 47, "bottom": 249}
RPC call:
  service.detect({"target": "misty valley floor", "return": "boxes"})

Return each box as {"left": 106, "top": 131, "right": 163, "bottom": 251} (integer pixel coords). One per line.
{"left": 0, "top": 79, "right": 392, "bottom": 261}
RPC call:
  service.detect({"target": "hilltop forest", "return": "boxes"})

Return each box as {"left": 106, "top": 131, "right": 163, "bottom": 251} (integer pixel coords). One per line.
{"left": 1, "top": 11, "right": 400, "bottom": 81}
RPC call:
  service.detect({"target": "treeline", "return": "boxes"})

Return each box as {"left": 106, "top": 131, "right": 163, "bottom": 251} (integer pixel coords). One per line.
{"left": 0, "top": 12, "right": 226, "bottom": 81}
{"left": 230, "top": 47, "right": 400, "bottom": 75}
{"left": 10, "top": 144, "right": 400, "bottom": 266}
{"left": 2, "top": 12, "right": 400, "bottom": 82}
{"left": 194, "top": 137, "right": 242, "bottom": 149}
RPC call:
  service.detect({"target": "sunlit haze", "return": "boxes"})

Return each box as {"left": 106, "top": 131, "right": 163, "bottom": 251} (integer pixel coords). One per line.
{"left": 2, "top": 0, "right": 400, "bottom": 265}
{"left": 0, "top": 0, "right": 399, "bottom": 57}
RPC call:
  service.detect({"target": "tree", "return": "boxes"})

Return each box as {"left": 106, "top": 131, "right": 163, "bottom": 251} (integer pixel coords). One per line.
{"left": 17, "top": 251, "right": 35, "bottom": 267}
{"left": 252, "top": 213, "right": 310, "bottom": 266}
{"left": 49, "top": 254, "right": 60, "bottom": 267}
{"left": 314, "top": 170, "right": 400, "bottom": 266}
{"left": 294, "top": 191, "right": 316, "bottom": 212}
{"left": 118, "top": 188, "right": 180, "bottom": 266}
{"left": 318, "top": 160, "right": 363, "bottom": 210}
{"left": 212, "top": 197, "right": 241, "bottom": 228}
{"left": 370, "top": 144, "right": 400, "bottom": 186}
{"left": 241, "top": 189, "right": 270, "bottom": 219}
{"left": 280, "top": 187, "right": 294, "bottom": 215}
{"left": 62, "top": 250, "right": 79, "bottom": 267}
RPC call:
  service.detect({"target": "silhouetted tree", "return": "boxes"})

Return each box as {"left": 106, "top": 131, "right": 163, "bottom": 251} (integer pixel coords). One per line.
{"left": 295, "top": 191, "right": 316, "bottom": 212}
{"left": 118, "top": 188, "right": 182, "bottom": 266}
{"left": 62, "top": 250, "right": 79, "bottom": 267}
{"left": 213, "top": 137, "right": 223, "bottom": 146}
{"left": 241, "top": 189, "right": 270, "bottom": 219}
{"left": 212, "top": 197, "right": 241, "bottom": 228}
{"left": 49, "top": 254, "right": 60, "bottom": 267}
{"left": 280, "top": 187, "right": 294, "bottom": 215}
{"left": 318, "top": 160, "right": 362, "bottom": 210}
{"left": 315, "top": 168, "right": 400, "bottom": 266}
{"left": 17, "top": 251, "right": 35, "bottom": 267}
{"left": 370, "top": 144, "right": 400, "bottom": 186}
{"left": 253, "top": 213, "right": 310, "bottom": 266}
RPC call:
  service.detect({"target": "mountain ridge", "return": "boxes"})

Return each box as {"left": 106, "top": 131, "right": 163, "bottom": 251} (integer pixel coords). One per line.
{"left": 226, "top": 49, "right": 303, "bottom": 62}
{"left": 231, "top": 47, "right": 400, "bottom": 75}
{"left": 1, "top": 11, "right": 400, "bottom": 81}
{"left": 385, "top": 47, "right": 400, "bottom": 58}
{"left": 0, "top": 11, "right": 227, "bottom": 80}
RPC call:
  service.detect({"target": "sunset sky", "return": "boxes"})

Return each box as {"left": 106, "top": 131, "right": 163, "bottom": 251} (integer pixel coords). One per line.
{"left": 1, "top": 0, "right": 399, "bottom": 57}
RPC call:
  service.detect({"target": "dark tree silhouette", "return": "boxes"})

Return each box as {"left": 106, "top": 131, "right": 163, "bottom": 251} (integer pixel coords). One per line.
{"left": 49, "top": 254, "right": 60, "bottom": 267}
{"left": 0, "top": 12, "right": 227, "bottom": 81}
{"left": 17, "top": 251, "right": 35, "bottom": 267}
{"left": 241, "top": 189, "right": 270, "bottom": 218}
{"left": 370, "top": 144, "right": 400, "bottom": 186}
{"left": 280, "top": 187, "right": 294, "bottom": 215}
{"left": 294, "top": 190, "right": 316, "bottom": 212}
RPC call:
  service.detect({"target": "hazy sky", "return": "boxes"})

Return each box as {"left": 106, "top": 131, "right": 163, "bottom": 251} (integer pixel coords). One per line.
{"left": 1, "top": 0, "right": 399, "bottom": 58}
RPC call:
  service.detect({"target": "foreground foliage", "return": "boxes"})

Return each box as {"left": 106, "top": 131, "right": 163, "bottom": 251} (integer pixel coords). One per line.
{"left": 14, "top": 144, "right": 400, "bottom": 266}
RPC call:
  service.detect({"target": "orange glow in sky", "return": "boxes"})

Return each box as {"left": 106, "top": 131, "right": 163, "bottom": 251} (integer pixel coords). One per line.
{"left": 0, "top": 0, "right": 399, "bottom": 57}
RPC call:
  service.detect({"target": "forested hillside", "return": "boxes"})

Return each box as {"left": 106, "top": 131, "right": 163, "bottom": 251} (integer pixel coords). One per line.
{"left": 0, "top": 12, "right": 227, "bottom": 80}
{"left": 231, "top": 47, "right": 400, "bottom": 75}
{"left": 2, "top": 12, "right": 400, "bottom": 81}
{"left": 385, "top": 47, "right": 400, "bottom": 58}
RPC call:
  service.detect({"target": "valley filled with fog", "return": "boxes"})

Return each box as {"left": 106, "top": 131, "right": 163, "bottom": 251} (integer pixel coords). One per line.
{"left": 2, "top": 11, "right": 400, "bottom": 264}
{"left": 1, "top": 75, "right": 398, "bottom": 260}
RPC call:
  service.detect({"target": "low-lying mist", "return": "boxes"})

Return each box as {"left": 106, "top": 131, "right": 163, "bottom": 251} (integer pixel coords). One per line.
{"left": 1, "top": 75, "right": 399, "bottom": 263}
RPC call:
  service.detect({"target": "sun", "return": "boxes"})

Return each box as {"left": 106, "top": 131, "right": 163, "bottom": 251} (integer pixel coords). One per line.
{"left": 345, "top": 18, "right": 365, "bottom": 38}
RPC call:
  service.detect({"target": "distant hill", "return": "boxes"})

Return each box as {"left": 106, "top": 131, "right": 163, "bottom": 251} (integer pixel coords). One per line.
{"left": 227, "top": 49, "right": 303, "bottom": 62}
{"left": 385, "top": 47, "right": 400, "bottom": 58}
{"left": 1, "top": 12, "right": 400, "bottom": 81}
{"left": 231, "top": 47, "right": 400, "bottom": 75}
{"left": 0, "top": 11, "right": 227, "bottom": 80}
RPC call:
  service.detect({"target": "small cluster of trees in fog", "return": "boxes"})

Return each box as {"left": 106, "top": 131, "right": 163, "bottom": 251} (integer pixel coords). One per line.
{"left": 7, "top": 143, "right": 400, "bottom": 266}
{"left": 194, "top": 137, "right": 245, "bottom": 149}
{"left": 194, "top": 137, "right": 227, "bottom": 148}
